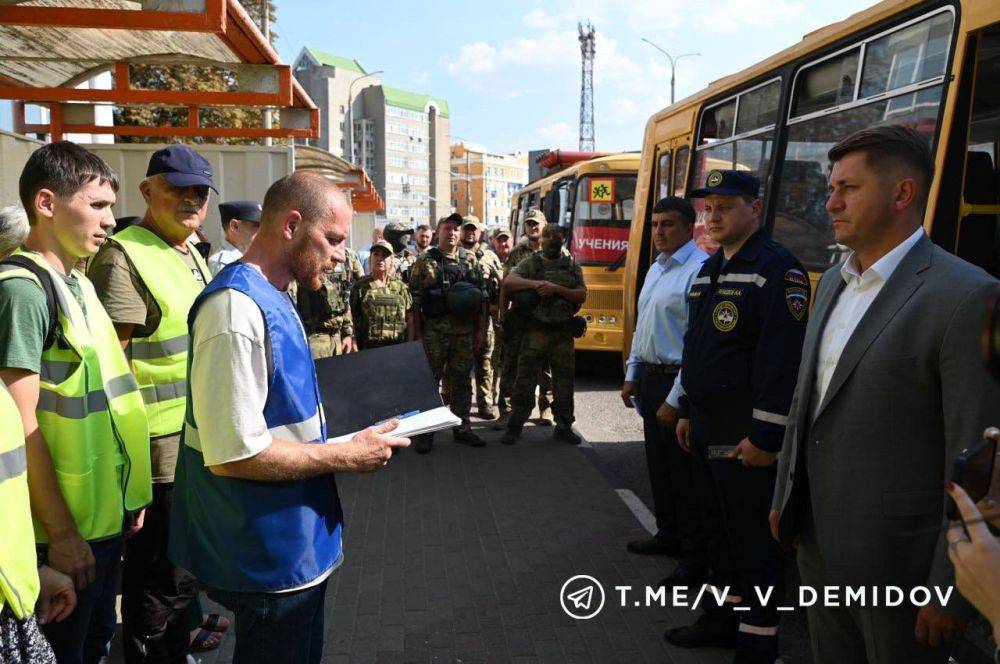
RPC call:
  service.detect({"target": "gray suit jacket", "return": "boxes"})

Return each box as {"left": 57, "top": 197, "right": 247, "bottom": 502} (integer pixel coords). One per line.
{"left": 773, "top": 234, "right": 999, "bottom": 592}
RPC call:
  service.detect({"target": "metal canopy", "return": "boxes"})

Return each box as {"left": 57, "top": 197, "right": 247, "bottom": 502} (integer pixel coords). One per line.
{"left": 295, "top": 144, "right": 384, "bottom": 214}
{"left": 0, "top": 0, "right": 319, "bottom": 140}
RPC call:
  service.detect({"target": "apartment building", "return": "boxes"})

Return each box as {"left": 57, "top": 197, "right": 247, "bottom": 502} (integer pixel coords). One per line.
{"left": 450, "top": 142, "right": 529, "bottom": 228}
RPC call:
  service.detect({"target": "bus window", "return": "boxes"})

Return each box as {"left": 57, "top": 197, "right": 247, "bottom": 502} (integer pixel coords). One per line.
{"left": 774, "top": 10, "right": 955, "bottom": 270}
{"left": 702, "top": 99, "right": 737, "bottom": 142}
{"left": 859, "top": 12, "right": 952, "bottom": 100}
{"left": 571, "top": 175, "right": 636, "bottom": 266}
{"left": 792, "top": 49, "right": 860, "bottom": 118}
{"left": 673, "top": 147, "right": 690, "bottom": 197}
{"left": 656, "top": 151, "right": 672, "bottom": 199}
{"left": 956, "top": 26, "right": 1000, "bottom": 277}
{"left": 736, "top": 80, "right": 781, "bottom": 135}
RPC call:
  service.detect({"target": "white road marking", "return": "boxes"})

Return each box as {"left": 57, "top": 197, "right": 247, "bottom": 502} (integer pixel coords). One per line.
{"left": 615, "top": 488, "right": 656, "bottom": 535}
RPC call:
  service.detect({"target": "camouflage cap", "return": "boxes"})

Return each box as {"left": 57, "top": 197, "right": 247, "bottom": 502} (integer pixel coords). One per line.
{"left": 493, "top": 226, "right": 512, "bottom": 238}
{"left": 524, "top": 207, "right": 547, "bottom": 224}
{"left": 461, "top": 215, "right": 482, "bottom": 229}
{"left": 384, "top": 221, "right": 414, "bottom": 234}
{"left": 370, "top": 240, "right": 394, "bottom": 255}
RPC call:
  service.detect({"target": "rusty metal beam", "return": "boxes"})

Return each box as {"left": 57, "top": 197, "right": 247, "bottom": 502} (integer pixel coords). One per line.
{"left": 20, "top": 121, "right": 315, "bottom": 140}
{"left": 0, "top": 0, "right": 226, "bottom": 32}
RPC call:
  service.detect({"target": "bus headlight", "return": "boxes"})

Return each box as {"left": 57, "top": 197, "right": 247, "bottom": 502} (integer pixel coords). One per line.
{"left": 599, "top": 315, "right": 607, "bottom": 324}
{"left": 585, "top": 315, "right": 593, "bottom": 322}
{"left": 609, "top": 315, "right": 617, "bottom": 324}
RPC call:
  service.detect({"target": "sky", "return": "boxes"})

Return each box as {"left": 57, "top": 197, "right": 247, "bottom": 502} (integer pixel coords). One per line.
{"left": 2, "top": 0, "right": 878, "bottom": 153}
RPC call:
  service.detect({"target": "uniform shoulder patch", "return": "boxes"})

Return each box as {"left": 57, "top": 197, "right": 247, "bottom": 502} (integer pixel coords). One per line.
{"left": 784, "top": 269, "right": 807, "bottom": 286}
{"left": 785, "top": 286, "right": 808, "bottom": 321}
{"left": 712, "top": 300, "right": 738, "bottom": 332}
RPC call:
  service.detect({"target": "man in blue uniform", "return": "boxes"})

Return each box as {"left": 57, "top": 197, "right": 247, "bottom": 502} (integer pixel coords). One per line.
{"left": 664, "top": 170, "right": 809, "bottom": 664}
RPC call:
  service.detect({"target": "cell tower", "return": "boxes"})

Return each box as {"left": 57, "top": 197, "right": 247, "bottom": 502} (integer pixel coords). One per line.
{"left": 578, "top": 21, "right": 596, "bottom": 152}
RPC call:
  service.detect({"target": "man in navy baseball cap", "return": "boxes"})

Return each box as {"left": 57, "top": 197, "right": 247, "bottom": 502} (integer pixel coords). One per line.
{"left": 146, "top": 145, "right": 219, "bottom": 193}
{"left": 689, "top": 169, "right": 760, "bottom": 199}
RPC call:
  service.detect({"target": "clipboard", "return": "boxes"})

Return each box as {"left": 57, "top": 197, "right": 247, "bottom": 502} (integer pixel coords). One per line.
{"left": 315, "top": 341, "right": 456, "bottom": 440}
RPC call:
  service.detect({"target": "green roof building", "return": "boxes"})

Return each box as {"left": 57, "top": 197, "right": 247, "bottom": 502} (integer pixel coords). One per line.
{"left": 293, "top": 47, "right": 451, "bottom": 226}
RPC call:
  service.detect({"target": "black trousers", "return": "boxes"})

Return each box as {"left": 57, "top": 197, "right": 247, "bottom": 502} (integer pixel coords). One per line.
{"left": 637, "top": 369, "right": 704, "bottom": 567}
{"left": 689, "top": 404, "right": 784, "bottom": 651}
{"left": 121, "top": 483, "right": 198, "bottom": 664}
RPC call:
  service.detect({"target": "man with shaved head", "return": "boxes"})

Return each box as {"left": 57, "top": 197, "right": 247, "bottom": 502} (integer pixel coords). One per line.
{"left": 170, "top": 172, "right": 410, "bottom": 663}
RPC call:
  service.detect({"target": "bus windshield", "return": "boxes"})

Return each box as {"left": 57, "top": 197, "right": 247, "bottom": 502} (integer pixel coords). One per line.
{"left": 571, "top": 174, "right": 636, "bottom": 266}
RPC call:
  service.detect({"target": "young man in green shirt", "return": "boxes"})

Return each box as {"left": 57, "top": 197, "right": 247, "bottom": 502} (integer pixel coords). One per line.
{"left": 0, "top": 141, "right": 152, "bottom": 664}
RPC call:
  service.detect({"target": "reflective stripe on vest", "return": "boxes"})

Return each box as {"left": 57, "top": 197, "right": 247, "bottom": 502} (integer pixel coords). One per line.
{"left": 0, "top": 252, "right": 151, "bottom": 543}
{"left": 170, "top": 262, "right": 342, "bottom": 592}
{"left": 0, "top": 385, "right": 40, "bottom": 619}
{"left": 109, "top": 225, "right": 209, "bottom": 438}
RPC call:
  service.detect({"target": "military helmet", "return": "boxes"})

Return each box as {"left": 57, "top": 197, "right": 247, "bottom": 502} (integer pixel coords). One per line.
{"left": 446, "top": 281, "right": 485, "bottom": 317}
{"left": 384, "top": 221, "right": 414, "bottom": 253}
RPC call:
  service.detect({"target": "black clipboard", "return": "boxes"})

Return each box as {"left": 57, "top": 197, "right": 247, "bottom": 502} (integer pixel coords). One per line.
{"left": 315, "top": 341, "right": 444, "bottom": 439}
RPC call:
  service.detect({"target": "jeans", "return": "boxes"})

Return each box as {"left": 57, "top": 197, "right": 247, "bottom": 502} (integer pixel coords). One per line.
{"left": 206, "top": 579, "right": 328, "bottom": 664}
{"left": 40, "top": 535, "right": 122, "bottom": 664}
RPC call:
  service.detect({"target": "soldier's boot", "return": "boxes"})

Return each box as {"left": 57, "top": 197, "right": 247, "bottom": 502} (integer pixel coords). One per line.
{"left": 492, "top": 411, "right": 509, "bottom": 431}
{"left": 553, "top": 426, "right": 581, "bottom": 445}
{"left": 500, "top": 425, "right": 522, "bottom": 445}
{"left": 453, "top": 427, "right": 485, "bottom": 448}
{"left": 536, "top": 406, "right": 554, "bottom": 426}
{"left": 414, "top": 433, "right": 434, "bottom": 454}
{"left": 477, "top": 403, "right": 499, "bottom": 420}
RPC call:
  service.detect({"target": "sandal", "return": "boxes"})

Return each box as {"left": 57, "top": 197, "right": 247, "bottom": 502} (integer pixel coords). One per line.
{"left": 200, "top": 613, "right": 230, "bottom": 633}
{"left": 189, "top": 628, "right": 222, "bottom": 653}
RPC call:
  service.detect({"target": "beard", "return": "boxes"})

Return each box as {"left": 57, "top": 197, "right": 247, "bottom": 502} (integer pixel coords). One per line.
{"left": 289, "top": 236, "right": 327, "bottom": 291}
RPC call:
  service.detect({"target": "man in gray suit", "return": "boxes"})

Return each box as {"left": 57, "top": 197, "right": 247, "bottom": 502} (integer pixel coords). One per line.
{"left": 770, "top": 125, "right": 1000, "bottom": 663}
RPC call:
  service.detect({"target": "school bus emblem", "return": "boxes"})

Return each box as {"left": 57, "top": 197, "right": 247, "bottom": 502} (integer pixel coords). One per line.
{"left": 713, "top": 300, "right": 738, "bottom": 332}
{"left": 589, "top": 178, "right": 615, "bottom": 203}
{"left": 706, "top": 170, "right": 724, "bottom": 187}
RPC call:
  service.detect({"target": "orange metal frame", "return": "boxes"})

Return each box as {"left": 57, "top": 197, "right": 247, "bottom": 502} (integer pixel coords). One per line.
{"left": 0, "top": 0, "right": 319, "bottom": 141}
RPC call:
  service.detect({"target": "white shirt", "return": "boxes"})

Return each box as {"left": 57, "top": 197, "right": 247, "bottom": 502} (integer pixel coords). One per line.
{"left": 207, "top": 240, "right": 243, "bottom": 277}
{"left": 626, "top": 240, "right": 708, "bottom": 382}
{"left": 811, "top": 227, "right": 925, "bottom": 419}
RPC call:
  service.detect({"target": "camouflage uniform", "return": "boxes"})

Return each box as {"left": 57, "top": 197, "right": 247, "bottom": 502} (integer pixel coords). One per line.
{"left": 390, "top": 248, "right": 418, "bottom": 284}
{"left": 296, "top": 247, "right": 364, "bottom": 359}
{"left": 474, "top": 244, "right": 504, "bottom": 412}
{"left": 409, "top": 247, "right": 488, "bottom": 433}
{"left": 349, "top": 276, "right": 412, "bottom": 350}
{"left": 507, "top": 252, "right": 585, "bottom": 431}
{"left": 497, "top": 239, "right": 553, "bottom": 416}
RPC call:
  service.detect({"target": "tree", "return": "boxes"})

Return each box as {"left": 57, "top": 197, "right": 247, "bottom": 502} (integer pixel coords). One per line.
{"left": 114, "top": 1, "right": 279, "bottom": 144}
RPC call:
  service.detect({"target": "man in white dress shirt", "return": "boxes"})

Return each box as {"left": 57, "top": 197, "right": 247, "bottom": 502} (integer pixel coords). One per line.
{"left": 621, "top": 197, "right": 708, "bottom": 584}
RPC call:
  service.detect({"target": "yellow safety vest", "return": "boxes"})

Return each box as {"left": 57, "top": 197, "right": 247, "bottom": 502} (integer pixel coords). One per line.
{"left": 0, "top": 251, "right": 151, "bottom": 543}
{"left": 107, "top": 226, "right": 210, "bottom": 438}
{"left": 0, "top": 384, "right": 39, "bottom": 619}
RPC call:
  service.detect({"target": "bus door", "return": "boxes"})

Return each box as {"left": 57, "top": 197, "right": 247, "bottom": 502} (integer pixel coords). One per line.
{"left": 955, "top": 24, "right": 1000, "bottom": 277}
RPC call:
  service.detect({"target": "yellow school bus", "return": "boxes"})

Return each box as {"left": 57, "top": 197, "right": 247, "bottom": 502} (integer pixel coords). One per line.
{"left": 511, "top": 153, "right": 641, "bottom": 353}
{"left": 625, "top": 0, "right": 1000, "bottom": 360}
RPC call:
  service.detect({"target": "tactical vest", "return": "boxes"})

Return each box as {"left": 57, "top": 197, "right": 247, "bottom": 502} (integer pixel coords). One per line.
{"left": 529, "top": 253, "right": 582, "bottom": 325}
{"left": 0, "top": 385, "right": 39, "bottom": 619}
{"left": 357, "top": 279, "right": 409, "bottom": 345}
{"left": 299, "top": 262, "right": 354, "bottom": 331}
{"left": 420, "top": 247, "right": 479, "bottom": 318}
{"left": 0, "top": 251, "right": 152, "bottom": 543}
{"left": 108, "top": 225, "right": 210, "bottom": 438}
{"left": 170, "top": 262, "right": 342, "bottom": 592}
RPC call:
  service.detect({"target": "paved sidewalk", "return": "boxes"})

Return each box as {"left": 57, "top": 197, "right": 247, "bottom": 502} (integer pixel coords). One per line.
{"left": 187, "top": 421, "right": 732, "bottom": 664}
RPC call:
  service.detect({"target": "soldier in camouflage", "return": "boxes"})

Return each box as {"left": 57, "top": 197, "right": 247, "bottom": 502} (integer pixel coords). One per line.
{"left": 461, "top": 216, "right": 504, "bottom": 419}
{"left": 408, "top": 213, "right": 489, "bottom": 452}
{"left": 350, "top": 240, "right": 412, "bottom": 350}
{"left": 384, "top": 220, "right": 418, "bottom": 283}
{"left": 501, "top": 224, "right": 586, "bottom": 445}
{"left": 295, "top": 244, "right": 365, "bottom": 358}
{"left": 488, "top": 226, "right": 513, "bottom": 415}
{"left": 494, "top": 207, "right": 554, "bottom": 429}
